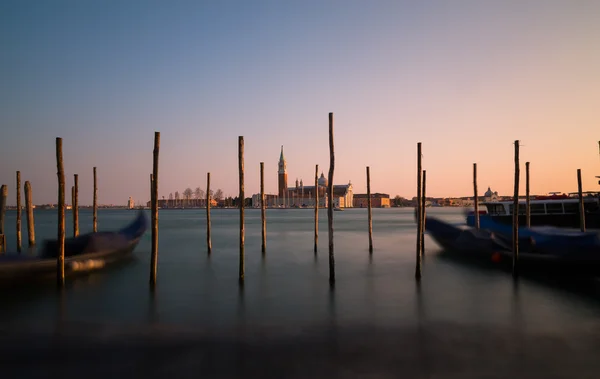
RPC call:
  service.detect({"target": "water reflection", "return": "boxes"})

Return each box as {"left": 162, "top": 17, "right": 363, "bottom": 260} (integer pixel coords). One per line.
{"left": 148, "top": 287, "right": 159, "bottom": 324}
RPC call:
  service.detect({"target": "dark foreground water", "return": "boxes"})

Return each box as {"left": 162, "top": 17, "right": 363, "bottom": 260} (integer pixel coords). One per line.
{"left": 1, "top": 207, "right": 600, "bottom": 378}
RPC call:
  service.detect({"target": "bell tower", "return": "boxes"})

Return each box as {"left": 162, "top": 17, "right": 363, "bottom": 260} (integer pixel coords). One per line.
{"left": 278, "top": 145, "right": 287, "bottom": 197}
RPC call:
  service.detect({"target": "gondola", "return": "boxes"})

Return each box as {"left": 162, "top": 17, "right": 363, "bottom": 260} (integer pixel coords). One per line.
{"left": 424, "top": 215, "right": 600, "bottom": 276}
{"left": 0, "top": 210, "right": 148, "bottom": 283}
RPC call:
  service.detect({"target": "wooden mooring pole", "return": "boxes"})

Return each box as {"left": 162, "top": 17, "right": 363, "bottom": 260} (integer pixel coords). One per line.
{"left": 206, "top": 172, "right": 212, "bottom": 254}
{"left": 577, "top": 169, "right": 585, "bottom": 232}
{"left": 525, "top": 162, "right": 531, "bottom": 228}
{"left": 512, "top": 140, "right": 520, "bottom": 278}
{"left": 327, "top": 112, "right": 335, "bottom": 284}
{"left": 415, "top": 142, "right": 422, "bottom": 279}
{"left": 260, "top": 162, "right": 266, "bottom": 254}
{"left": 150, "top": 132, "right": 160, "bottom": 287}
{"left": 473, "top": 163, "right": 479, "bottom": 230}
{"left": 24, "top": 181, "right": 35, "bottom": 246}
{"left": 0, "top": 184, "right": 6, "bottom": 250}
{"left": 421, "top": 169, "right": 426, "bottom": 254}
{"left": 16, "top": 171, "right": 22, "bottom": 252}
{"left": 314, "top": 164, "right": 319, "bottom": 254}
{"left": 73, "top": 174, "right": 79, "bottom": 237}
{"left": 0, "top": 185, "right": 6, "bottom": 253}
{"left": 366, "top": 166, "right": 373, "bottom": 253}
{"left": 238, "top": 136, "right": 245, "bottom": 283}
{"left": 56, "top": 137, "right": 66, "bottom": 287}
{"left": 93, "top": 167, "right": 98, "bottom": 232}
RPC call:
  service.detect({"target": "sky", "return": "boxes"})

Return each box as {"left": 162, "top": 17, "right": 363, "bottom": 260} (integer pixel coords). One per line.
{"left": 1, "top": 0, "right": 599, "bottom": 205}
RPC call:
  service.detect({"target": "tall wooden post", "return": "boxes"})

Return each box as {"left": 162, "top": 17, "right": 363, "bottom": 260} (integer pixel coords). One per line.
{"left": 206, "top": 172, "right": 212, "bottom": 254}
{"left": 525, "top": 162, "right": 531, "bottom": 228}
{"left": 93, "top": 167, "right": 98, "bottom": 232}
{"left": 327, "top": 112, "right": 335, "bottom": 284}
{"left": 16, "top": 171, "right": 22, "bottom": 252}
{"left": 415, "top": 142, "right": 422, "bottom": 279}
{"left": 314, "top": 164, "right": 319, "bottom": 254}
{"left": 366, "top": 166, "right": 373, "bottom": 253}
{"left": 421, "top": 169, "right": 427, "bottom": 254}
{"left": 0, "top": 185, "right": 6, "bottom": 253}
{"left": 24, "top": 181, "right": 35, "bottom": 246}
{"left": 260, "top": 162, "right": 266, "bottom": 254}
{"left": 238, "top": 136, "right": 245, "bottom": 283}
{"left": 150, "top": 132, "right": 160, "bottom": 287}
{"left": 56, "top": 138, "right": 65, "bottom": 287}
{"left": 577, "top": 169, "right": 585, "bottom": 232}
{"left": 512, "top": 140, "right": 520, "bottom": 278}
{"left": 473, "top": 163, "right": 480, "bottom": 230}
{"left": 72, "top": 174, "right": 79, "bottom": 237}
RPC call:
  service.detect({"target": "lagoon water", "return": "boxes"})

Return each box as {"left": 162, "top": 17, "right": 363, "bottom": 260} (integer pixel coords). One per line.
{"left": 2, "top": 207, "right": 600, "bottom": 378}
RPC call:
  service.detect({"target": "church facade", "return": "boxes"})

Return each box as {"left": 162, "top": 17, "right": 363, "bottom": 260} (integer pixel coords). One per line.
{"left": 267, "top": 146, "right": 353, "bottom": 208}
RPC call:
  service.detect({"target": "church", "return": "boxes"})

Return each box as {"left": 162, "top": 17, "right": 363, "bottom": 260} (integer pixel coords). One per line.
{"left": 274, "top": 146, "right": 353, "bottom": 208}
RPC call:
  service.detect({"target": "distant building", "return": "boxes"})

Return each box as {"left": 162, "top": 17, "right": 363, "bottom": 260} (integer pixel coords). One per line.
{"left": 127, "top": 197, "right": 135, "bottom": 209}
{"left": 269, "top": 146, "right": 353, "bottom": 207}
{"left": 146, "top": 198, "right": 217, "bottom": 208}
{"left": 353, "top": 193, "right": 390, "bottom": 208}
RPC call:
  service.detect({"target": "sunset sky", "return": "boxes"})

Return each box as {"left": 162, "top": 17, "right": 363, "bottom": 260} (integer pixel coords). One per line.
{"left": 1, "top": 1, "right": 599, "bottom": 205}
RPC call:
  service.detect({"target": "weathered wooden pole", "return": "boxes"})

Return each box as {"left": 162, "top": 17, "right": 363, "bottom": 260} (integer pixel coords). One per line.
{"left": 260, "top": 162, "right": 266, "bottom": 254}
{"left": 72, "top": 174, "right": 79, "bottom": 237}
{"left": 525, "top": 162, "right": 531, "bottom": 228}
{"left": 93, "top": 167, "right": 98, "bottom": 232}
{"left": 238, "top": 136, "right": 245, "bottom": 283}
{"left": 0, "top": 185, "right": 6, "bottom": 253}
{"left": 150, "top": 132, "right": 160, "bottom": 287}
{"left": 512, "top": 140, "right": 520, "bottom": 278}
{"left": 56, "top": 137, "right": 66, "bottom": 287}
{"left": 24, "top": 181, "right": 35, "bottom": 246}
{"left": 473, "top": 163, "right": 480, "bottom": 230}
{"left": 415, "top": 142, "right": 422, "bottom": 279}
{"left": 366, "top": 166, "right": 373, "bottom": 253}
{"left": 16, "top": 171, "right": 22, "bottom": 252}
{"left": 314, "top": 164, "right": 319, "bottom": 254}
{"left": 327, "top": 112, "right": 335, "bottom": 284}
{"left": 421, "top": 169, "right": 427, "bottom": 254}
{"left": 206, "top": 172, "right": 212, "bottom": 254}
{"left": 577, "top": 169, "right": 586, "bottom": 232}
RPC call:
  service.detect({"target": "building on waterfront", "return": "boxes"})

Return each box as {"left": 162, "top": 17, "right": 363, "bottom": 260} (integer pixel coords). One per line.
{"left": 251, "top": 193, "right": 279, "bottom": 207}
{"left": 353, "top": 193, "right": 390, "bottom": 208}
{"left": 127, "top": 197, "right": 135, "bottom": 209}
{"left": 271, "top": 146, "right": 353, "bottom": 208}
{"left": 146, "top": 198, "right": 217, "bottom": 208}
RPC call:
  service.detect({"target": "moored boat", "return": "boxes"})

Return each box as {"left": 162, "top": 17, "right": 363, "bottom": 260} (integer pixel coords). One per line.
{"left": 466, "top": 192, "right": 600, "bottom": 229}
{"left": 425, "top": 215, "right": 600, "bottom": 276}
{"left": 0, "top": 210, "right": 148, "bottom": 283}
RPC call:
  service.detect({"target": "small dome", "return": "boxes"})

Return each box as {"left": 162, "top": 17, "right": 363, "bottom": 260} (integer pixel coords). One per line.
{"left": 318, "top": 172, "right": 328, "bottom": 187}
{"left": 484, "top": 186, "right": 494, "bottom": 197}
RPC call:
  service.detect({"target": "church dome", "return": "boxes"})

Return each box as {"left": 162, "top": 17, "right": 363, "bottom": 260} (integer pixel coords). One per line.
{"left": 484, "top": 187, "right": 494, "bottom": 197}
{"left": 318, "top": 172, "right": 328, "bottom": 187}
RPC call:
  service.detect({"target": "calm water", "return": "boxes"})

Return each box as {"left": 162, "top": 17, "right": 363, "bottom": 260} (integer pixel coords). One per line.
{"left": 2, "top": 207, "right": 600, "bottom": 377}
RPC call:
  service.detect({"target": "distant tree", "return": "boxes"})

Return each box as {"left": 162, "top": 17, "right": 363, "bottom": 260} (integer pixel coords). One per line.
{"left": 183, "top": 188, "right": 193, "bottom": 207}
{"left": 194, "top": 187, "right": 204, "bottom": 207}
{"left": 175, "top": 191, "right": 180, "bottom": 207}
{"left": 394, "top": 195, "right": 401, "bottom": 207}
{"left": 214, "top": 189, "right": 224, "bottom": 201}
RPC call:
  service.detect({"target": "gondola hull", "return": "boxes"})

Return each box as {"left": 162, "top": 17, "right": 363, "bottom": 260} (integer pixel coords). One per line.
{"left": 0, "top": 211, "right": 148, "bottom": 283}
{"left": 425, "top": 216, "right": 600, "bottom": 277}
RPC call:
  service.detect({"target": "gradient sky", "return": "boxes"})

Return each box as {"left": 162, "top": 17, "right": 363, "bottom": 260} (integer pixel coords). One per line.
{"left": 1, "top": 0, "right": 599, "bottom": 205}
